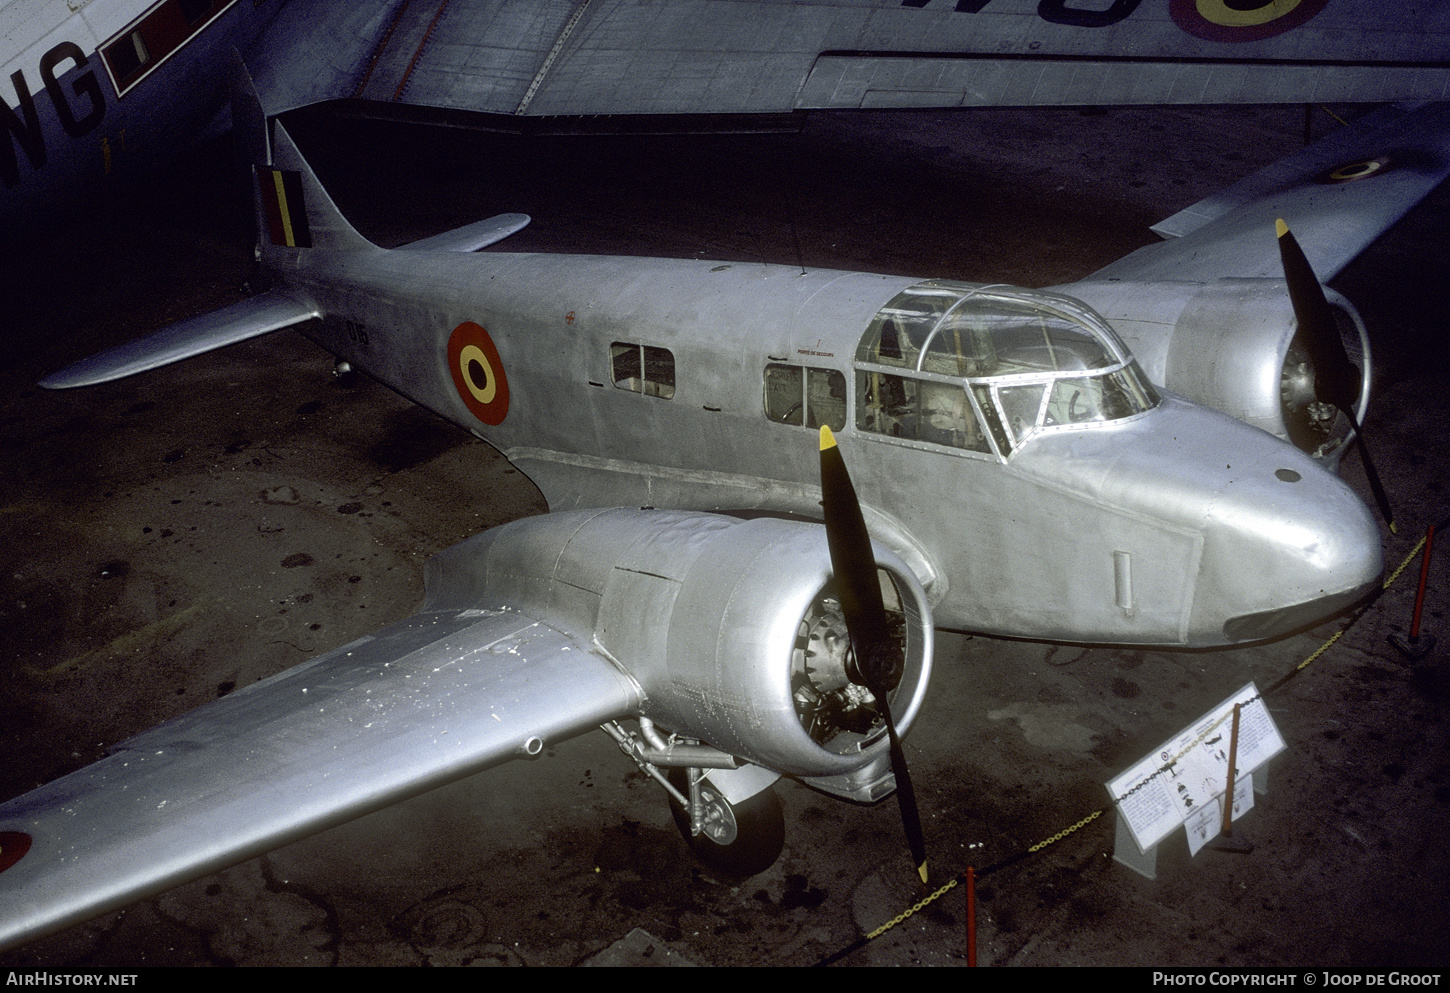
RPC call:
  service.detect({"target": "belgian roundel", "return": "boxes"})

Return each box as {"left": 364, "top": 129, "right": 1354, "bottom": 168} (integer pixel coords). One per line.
{"left": 0, "top": 832, "right": 31, "bottom": 874}
{"left": 447, "top": 322, "right": 510, "bottom": 426}
{"left": 1169, "top": 0, "right": 1328, "bottom": 43}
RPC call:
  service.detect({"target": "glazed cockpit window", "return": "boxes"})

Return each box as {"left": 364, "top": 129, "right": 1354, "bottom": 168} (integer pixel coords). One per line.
{"left": 857, "top": 372, "right": 992, "bottom": 454}
{"left": 855, "top": 281, "right": 1157, "bottom": 457}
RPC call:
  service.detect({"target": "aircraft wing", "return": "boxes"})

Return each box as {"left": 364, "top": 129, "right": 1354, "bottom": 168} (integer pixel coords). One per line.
{"left": 1086, "top": 102, "right": 1450, "bottom": 285}
{"left": 0, "top": 602, "right": 642, "bottom": 952}
{"left": 38, "top": 291, "right": 320, "bottom": 390}
{"left": 248, "top": 0, "right": 1450, "bottom": 118}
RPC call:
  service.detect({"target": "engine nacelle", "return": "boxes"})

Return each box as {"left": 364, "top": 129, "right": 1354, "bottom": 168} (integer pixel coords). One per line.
{"left": 422, "top": 508, "right": 934, "bottom": 801}
{"left": 1062, "top": 279, "right": 1372, "bottom": 466}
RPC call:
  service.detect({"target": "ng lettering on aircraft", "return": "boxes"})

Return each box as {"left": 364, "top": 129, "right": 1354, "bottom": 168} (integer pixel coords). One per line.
{"left": 0, "top": 41, "right": 105, "bottom": 187}
{"left": 1, "top": 0, "right": 237, "bottom": 188}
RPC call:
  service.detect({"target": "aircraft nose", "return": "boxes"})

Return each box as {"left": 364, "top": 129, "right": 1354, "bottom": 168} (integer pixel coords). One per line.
{"left": 1074, "top": 396, "right": 1384, "bottom": 646}
{"left": 1188, "top": 438, "right": 1383, "bottom": 644}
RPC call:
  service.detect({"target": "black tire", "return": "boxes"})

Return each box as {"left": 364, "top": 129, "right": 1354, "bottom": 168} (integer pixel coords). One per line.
{"left": 666, "top": 769, "right": 786, "bottom": 877}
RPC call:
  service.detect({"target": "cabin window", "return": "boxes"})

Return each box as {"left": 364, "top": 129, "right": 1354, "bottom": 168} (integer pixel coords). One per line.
{"left": 102, "top": 0, "right": 233, "bottom": 94}
{"left": 764, "top": 364, "right": 845, "bottom": 430}
{"left": 108, "top": 32, "right": 150, "bottom": 82}
{"left": 611, "top": 342, "right": 675, "bottom": 399}
{"left": 180, "top": 0, "right": 216, "bottom": 26}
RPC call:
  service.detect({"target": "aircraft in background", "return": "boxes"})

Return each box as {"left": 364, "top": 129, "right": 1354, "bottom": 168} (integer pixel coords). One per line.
{"left": 4, "top": 54, "right": 1446, "bottom": 948}
{"left": 7, "top": 0, "right": 1450, "bottom": 232}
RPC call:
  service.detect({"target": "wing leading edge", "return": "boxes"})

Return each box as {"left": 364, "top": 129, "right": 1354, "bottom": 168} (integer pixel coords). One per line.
{"left": 0, "top": 602, "right": 642, "bottom": 951}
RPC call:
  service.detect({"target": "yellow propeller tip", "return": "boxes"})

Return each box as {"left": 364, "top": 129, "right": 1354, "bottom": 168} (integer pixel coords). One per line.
{"left": 918, "top": 862, "right": 929, "bottom": 885}
{"left": 1390, "top": 521, "right": 1399, "bottom": 535}
{"left": 1275, "top": 218, "right": 1289, "bottom": 238}
{"left": 819, "top": 424, "right": 836, "bottom": 451}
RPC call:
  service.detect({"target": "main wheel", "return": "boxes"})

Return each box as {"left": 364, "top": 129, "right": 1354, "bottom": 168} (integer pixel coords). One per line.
{"left": 666, "top": 769, "right": 785, "bottom": 877}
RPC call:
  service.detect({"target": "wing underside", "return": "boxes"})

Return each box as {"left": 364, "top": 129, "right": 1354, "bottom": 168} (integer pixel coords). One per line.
{"left": 252, "top": 1, "right": 1450, "bottom": 118}
{"left": 0, "top": 604, "right": 641, "bottom": 951}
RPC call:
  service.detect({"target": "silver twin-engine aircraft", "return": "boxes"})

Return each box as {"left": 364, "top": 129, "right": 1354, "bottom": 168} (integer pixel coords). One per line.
{"left": 3, "top": 61, "right": 1449, "bottom": 950}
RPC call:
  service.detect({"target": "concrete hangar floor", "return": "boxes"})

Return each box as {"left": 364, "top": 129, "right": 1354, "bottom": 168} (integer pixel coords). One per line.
{"left": 1, "top": 103, "right": 1446, "bottom": 968}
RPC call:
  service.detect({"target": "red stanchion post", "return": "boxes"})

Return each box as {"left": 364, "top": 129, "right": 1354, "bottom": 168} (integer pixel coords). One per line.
{"left": 965, "top": 866, "right": 977, "bottom": 967}
{"left": 1222, "top": 703, "right": 1241, "bottom": 838}
{"left": 1390, "top": 524, "right": 1438, "bottom": 660}
{"left": 1410, "top": 524, "right": 1436, "bottom": 641}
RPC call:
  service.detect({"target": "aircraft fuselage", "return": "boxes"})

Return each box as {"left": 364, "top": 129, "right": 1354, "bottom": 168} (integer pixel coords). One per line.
{"left": 280, "top": 245, "right": 1382, "bottom": 647}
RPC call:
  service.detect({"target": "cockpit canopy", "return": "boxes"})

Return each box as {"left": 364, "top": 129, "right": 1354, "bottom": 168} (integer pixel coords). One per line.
{"left": 854, "top": 281, "right": 1158, "bottom": 458}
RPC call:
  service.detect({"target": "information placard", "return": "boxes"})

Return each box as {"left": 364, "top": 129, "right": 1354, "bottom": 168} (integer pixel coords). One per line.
{"left": 1106, "top": 682, "right": 1284, "bottom": 857}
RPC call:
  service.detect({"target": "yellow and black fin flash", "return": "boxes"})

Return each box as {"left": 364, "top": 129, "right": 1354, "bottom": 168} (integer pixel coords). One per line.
{"left": 257, "top": 167, "right": 312, "bottom": 248}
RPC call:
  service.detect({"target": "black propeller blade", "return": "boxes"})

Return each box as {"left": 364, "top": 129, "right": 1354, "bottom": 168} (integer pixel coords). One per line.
{"left": 1276, "top": 219, "right": 1396, "bottom": 532}
{"left": 819, "top": 425, "right": 928, "bottom": 885}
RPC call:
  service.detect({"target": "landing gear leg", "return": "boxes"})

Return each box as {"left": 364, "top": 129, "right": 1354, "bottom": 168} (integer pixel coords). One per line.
{"left": 666, "top": 768, "right": 785, "bottom": 877}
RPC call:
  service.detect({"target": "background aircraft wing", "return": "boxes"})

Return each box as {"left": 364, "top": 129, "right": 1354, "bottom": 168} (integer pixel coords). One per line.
{"left": 249, "top": 0, "right": 1450, "bottom": 118}
{"left": 0, "top": 602, "right": 642, "bottom": 952}
{"left": 1085, "top": 102, "right": 1450, "bottom": 285}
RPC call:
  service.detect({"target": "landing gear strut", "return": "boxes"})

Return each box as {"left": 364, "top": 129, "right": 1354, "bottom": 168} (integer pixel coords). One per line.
{"left": 600, "top": 719, "right": 785, "bottom": 877}
{"left": 666, "top": 768, "right": 784, "bottom": 878}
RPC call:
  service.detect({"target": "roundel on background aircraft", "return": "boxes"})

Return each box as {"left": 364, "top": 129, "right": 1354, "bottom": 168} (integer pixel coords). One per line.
{"left": 1169, "top": 0, "right": 1329, "bottom": 42}
{"left": 447, "top": 321, "right": 509, "bottom": 425}
{"left": 1318, "top": 156, "right": 1393, "bottom": 184}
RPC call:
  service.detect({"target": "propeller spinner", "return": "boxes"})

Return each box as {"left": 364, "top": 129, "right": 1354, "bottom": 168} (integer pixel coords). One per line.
{"left": 819, "top": 425, "right": 929, "bottom": 885}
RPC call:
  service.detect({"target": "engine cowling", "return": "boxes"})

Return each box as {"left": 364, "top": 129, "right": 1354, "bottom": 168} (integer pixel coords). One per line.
{"left": 423, "top": 507, "right": 934, "bottom": 800}
{"left": 1061, "top": 279, "right": 1372, "bottom": 466}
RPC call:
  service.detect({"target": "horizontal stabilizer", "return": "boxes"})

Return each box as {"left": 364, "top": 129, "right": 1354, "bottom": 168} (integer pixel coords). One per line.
{"left": 400, "top": 213, "right": 532, "bottom": 253}
{"left": 39, "top": 291, "right": 320, "bottom": 389}
{"left": 0, "top": 602, "right": 640, "bottom": 950}
{"left": 1089, "top": 102, "right": 1450, "bottom": 284}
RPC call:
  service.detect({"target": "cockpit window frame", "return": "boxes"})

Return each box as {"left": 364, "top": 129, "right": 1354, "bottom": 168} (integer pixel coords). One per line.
{"left": 853, "top": 281, "right": 1158, "bottom": 461}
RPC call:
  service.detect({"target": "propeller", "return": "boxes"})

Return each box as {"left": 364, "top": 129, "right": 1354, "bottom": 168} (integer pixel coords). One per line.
{"left": 818, "top": 425, "right": 929, "bottom": 885}
{"left": 1276, "top": 219, "right": 1396, "bottom": 532}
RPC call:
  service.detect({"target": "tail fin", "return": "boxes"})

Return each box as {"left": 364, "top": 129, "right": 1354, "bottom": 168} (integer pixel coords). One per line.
{"left": 257, "top": 123, "right": 374, "bottom": 255}
{"left": 230, "top": 54, "right": 373, "bottom": 259}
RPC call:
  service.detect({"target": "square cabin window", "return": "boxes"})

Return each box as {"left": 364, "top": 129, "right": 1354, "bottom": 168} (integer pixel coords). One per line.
{"left": 611, "top": 342, "right": 675, "bottom": 399}
{"left": 764, "top": 364, "right": 845, "bottom": 430}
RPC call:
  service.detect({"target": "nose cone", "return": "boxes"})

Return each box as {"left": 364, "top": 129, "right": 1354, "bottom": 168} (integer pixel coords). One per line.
{"left": 1200, "top": 447, "right": 1383, "bottom": 644}
{"left": 1040, "top": 396, "right": 1384, "bottom": 646}
{"left": 1136, "top": 399, "right": 1383, "bottom": 644}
